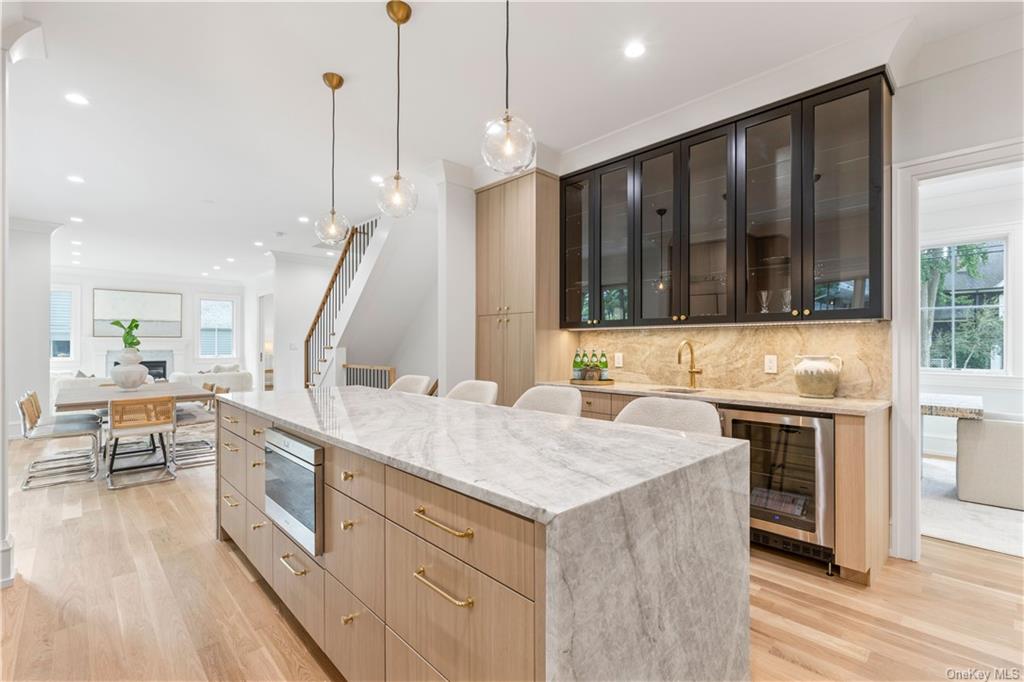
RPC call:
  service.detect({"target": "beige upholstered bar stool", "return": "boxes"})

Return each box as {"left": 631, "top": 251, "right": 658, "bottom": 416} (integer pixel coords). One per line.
{"left": 445, "top": 380, "right": 499, "bottom": 405}
{"left": 106, "top": 396, "right": 177, "bottom": 489}
{"left": 512, "top": 386, "right": 582, "bottom": 417}
{"left": 389, "top": 375, "right": 435, "bottom": 395}
{"left": 614, "top": 396, "right": 722, "bottom": 436}
{"left": 17, "top": 393, "right": 101, "bottom": 490}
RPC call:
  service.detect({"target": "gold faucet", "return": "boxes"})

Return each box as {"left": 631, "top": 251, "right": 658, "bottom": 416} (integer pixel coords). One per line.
{"left": 676, "top": 340, "right": 703, "bottom": 389}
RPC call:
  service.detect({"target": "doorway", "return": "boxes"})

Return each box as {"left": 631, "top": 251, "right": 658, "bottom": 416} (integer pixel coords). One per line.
{"left": 258, "top": 294, "right": 275, "bottom": 391}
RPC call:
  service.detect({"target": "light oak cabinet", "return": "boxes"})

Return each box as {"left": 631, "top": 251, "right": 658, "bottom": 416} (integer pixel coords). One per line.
{"left": 476, "top": 170, "right": 578, "bottom": 406}
{"left": 325, "top": 574, "right": 386, "bottom": 682}
{"left": 322, "top": 485, "right": 386, "bottom": 617}
{"left": 272, "top": 526, "right": 325, "bottom": 648}
{"left": 385, "top": 628, "right": 446, "bottom": 682}
{"left": 245, "top": 442, "right": 265, "bottom": 510}
{"left": 219, "top": 428, "right": 246, "bottom": 496}
{"left": 219, "top": 478, "right": 246, "bottom": 550}
{"left": 324, "top": 445, "right": 386, "bottom": 514}
{"left": 245, "top": 502, "right": 273, "bottom": 583}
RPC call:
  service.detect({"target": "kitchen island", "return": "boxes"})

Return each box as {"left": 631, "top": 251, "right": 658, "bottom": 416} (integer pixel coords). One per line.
{"left": 215, "top": 386, "right": 750, "bottom": 681}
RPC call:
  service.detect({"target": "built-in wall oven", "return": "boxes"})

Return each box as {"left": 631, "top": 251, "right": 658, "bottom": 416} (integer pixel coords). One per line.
{"left": 264, "top": 428, "right": 324, "bottom": 556}
{"left": 720, "top": 408, "right": 835, "bottom": 563}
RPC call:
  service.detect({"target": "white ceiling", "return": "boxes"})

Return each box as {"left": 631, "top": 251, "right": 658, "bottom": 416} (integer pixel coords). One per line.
{"left": 8, "top": 2, "right": 1022, "bottom": 281}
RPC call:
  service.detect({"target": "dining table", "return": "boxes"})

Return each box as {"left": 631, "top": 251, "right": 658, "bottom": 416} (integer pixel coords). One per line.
{"left": 54, "top": 381, "right": 215, "bottom": 412}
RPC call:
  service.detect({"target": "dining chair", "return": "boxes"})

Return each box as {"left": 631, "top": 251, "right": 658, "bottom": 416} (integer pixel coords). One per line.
{"left": 106, "top": 395, "right": 177, "bottom": 489}
{"left": 18, "top": 393, "right": 101, "bottom": 490}
{"left": 445, "top": 380, "right": 499, "bottom": 405}
{"left": 614, "top": 396, "right": 722, "bottom": 436}
{"left": 512, "top": 386, "right": 582, "bottom": 417}
{"left": 389, "top": 375, "right": 434, "bottom": 395}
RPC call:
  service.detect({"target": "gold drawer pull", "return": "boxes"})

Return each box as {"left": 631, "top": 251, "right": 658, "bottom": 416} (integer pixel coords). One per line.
{"left": 222, "top": 495, "right": 239, "bottom": 508}
{"left": 251, "top": 427, "right": 264, "bottom": 436}
{"left": 279, "top": 553, "right": 308, "bottom": 576}
{"left": 223, "top": 416, "right": 240, "bottom": 424}
{"left": 251, "top": 460, "right": 264, "bottom": 468}
{"left": 413, "top": 506, "right": 474, "bottom": 538}
{"left": 341, "top": 520, "right": 354, "bottom": 531}
{"left": 224, "top": 443, "right": 240, "bottom": 453}
{"left": 342, "top": 613, "right": 357, "bottom": 625}
{"left": 251, "top": 521, "right": 266, "bottom": 530}
{"left": 342, "top": 470, "right": 355, "bottom": 481}
{"left": 413, "top": 567, "right": 473, "bottom": 608}
{"left": 584, "top": 400, "right": 593, "bottom": 407}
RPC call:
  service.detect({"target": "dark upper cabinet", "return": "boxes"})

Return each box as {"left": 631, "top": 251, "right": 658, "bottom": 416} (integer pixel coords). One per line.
{"left": 559, "top": 71, "right": 889, "bottom": 329}
{"left": 736, "top": 103, "right": 803, "bottom": 322}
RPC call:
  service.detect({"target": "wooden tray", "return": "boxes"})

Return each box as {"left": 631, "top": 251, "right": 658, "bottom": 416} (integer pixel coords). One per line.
{"left": 569, "top": 379, "right": 615, "bottom": 386}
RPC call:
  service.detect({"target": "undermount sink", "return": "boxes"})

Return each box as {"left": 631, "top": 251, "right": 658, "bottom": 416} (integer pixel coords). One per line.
{"left": 656, "top": 387, "right": 705, "bottom": 394}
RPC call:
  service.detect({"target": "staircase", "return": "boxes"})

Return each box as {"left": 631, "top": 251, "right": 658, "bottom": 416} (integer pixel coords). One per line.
{"left": 303, "top": 217, "right": 379, "bottom": 388}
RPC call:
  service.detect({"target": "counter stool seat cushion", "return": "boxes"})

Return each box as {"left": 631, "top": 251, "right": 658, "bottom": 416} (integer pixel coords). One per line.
{"left": 446, "top": 380, "right": 499, "bottom": 405}
{"left": 615, "top": 396, "right": 722, "bottom": 436}
{"left": 389, "top": 375, "right": 434, "bottom": 395}
{"left": 512, "top": 386, "right": 582, "bottom": 417}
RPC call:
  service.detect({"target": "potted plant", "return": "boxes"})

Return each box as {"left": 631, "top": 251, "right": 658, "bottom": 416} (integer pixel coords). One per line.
{"left": 110, "top": 319, "right": 149, "bottom": 390}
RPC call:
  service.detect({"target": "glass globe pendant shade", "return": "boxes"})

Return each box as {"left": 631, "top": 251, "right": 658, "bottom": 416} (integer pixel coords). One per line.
{"left": 376, "top": 173, "right": 418, "bottom": 218}
{"left": 481, "top": 111, "right": 536, "bottom": 175}
{"left": 314, "top": 209, "right": 352, "bottom": 247}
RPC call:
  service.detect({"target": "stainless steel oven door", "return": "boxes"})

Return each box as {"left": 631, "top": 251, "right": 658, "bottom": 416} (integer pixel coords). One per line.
{"left": 721, "top": 408, "right": 835, "bottom": 549}
{"left": 264, "top": 439, "right": 323, "bottom": 556}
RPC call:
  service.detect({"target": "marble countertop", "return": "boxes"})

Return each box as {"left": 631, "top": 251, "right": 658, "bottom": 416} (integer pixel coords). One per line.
{"left": 541, "top": 380, "right": 891, "bottom": 416}
{"left": 920, "top": 392, "right": 984, "bottom": 419}
{"left": 220, "top": 386, "right": 747, "bottom": 524}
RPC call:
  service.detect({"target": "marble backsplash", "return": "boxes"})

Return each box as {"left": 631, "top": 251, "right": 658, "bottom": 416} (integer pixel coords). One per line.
{"left": 577, "top": 321, "right": 891, "bottom": 400}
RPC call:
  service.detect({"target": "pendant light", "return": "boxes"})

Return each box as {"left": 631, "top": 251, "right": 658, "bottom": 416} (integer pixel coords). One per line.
{"left": 655, "top": 208, "right": 667, "bottom": 291}
{"left": 377, "top": 0, "right": 418, "bottom": 218}
{"left": 481, "top": 0, "right": 536, "bottom": 175}
{"left": 315, "top": 72, "right": 353, "bottom": 246}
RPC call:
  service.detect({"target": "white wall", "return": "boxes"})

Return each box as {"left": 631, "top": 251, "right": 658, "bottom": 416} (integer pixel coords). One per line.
{"left": 5, "top": 223, "right": 52, "bottom": 429}
{"left": 271, "top": 253, "right": 334, "bottom": 391}
{"left": 435, "top": 162, "right": 476, "bottom": 395}
{"left": 50, "top": 266, "right": 246, "bottom": 381}
{"left": 242, "top": 269, "right": 273, "bottom": 385}
{"left": 391, "top": 283, "right": 438, "bottom": 381}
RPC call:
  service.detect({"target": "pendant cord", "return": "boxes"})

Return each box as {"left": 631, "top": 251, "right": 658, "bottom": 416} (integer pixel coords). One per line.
{"left": 396, "top": 23, "right": 401, "bottom": 174}
{"left": 504, "top": 0, "right": 509, "bottom": 112}
{"left": 330, "top": 87, "right": 336, "bottom": 212}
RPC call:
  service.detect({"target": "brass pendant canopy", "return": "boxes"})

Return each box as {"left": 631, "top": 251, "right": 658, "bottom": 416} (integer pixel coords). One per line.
{"left": 322, "top": 72, "right": 344, "bottom": 90}
{"left": 386, "top": 0, "right": 412, "bottom": 25}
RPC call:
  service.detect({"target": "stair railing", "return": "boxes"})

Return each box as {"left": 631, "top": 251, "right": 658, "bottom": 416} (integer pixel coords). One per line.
{"left": 343, "top": 364, "right": 396, "bottom": 389}
{"left": 304, "top": 217, "right": 379, "bottom": 387}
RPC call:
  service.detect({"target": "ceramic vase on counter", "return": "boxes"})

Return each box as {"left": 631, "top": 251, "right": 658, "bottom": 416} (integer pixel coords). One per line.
{"left": 111, "top": 348, "right": 149, "bottom": 391}
{"left": 793, "top": 355, "right": 843, "bottom": 398}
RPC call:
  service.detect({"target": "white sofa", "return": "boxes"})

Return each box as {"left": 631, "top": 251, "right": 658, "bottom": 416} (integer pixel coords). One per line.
{"left": 957, "top": 412, "right": 1024, "bottom": 511}
{"left": 170, "top": 367, "right": 253, "bottom": 393}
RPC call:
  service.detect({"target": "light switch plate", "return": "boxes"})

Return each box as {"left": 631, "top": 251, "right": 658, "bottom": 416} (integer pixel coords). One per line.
{"left": 764, "top": 354, "right": 778, "bottom": 374}
{"left": 614, "top": 352, "right": 624, "bottom": 368}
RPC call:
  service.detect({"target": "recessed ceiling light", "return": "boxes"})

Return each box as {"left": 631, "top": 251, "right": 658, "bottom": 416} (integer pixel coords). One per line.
{"left": 71, "top": 251, "right": 81, "bottom": 256}
{"left": 370, "top": 175, "right": 383, "bottom": 184}
{"left": 213, "top": 265, "right": 221, "bottom": 270}
{"left": 71, "top": 240, "right": 83, "bottom": 246}
{"left": 325, "top": 251, "right": 335, "bottom": 257}
{"left": 226, "top": 257, "right": 235, "bottom": 263}
{"left": 67, "top": 175, "right": 85, "bottom": 184}
{"left": 69, "top": 216, "right": 84, "bottom": 223}
{"left": 64, "top": 92, "right": 90, "bottom": 106}
{"left": 71, "top": 260, "right": 81, "bottom": 265}
{"left": 263, "top": 251, "right": 272, "bottom": 256}
{"left": 297, "top": 216, "right": 309, "bottom": 223}
{"left": 624, "top": 40, "right": 646, "bottom": 59}
{"left": 202, "top": 272, "right": 209, "bottom": 276}
{"left": 253, "top": 241, "right": 263, "bottom": 247}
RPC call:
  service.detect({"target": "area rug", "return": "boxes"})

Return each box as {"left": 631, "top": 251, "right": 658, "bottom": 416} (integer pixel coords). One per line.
{"left": 921, "top": 458, "right": 1024, "bottom": 557}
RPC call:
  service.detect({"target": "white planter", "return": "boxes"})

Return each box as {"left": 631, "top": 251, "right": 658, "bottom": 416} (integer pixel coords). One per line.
{"left": 111, "top": 348, "right": 148, "bottom": 391}
{"left": 793, "top": 355, "right": 843, "bottom": 399}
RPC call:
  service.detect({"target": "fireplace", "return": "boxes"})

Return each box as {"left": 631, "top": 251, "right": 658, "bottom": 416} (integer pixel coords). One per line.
{"left": 113, "top": 359, "right": 167, "bottom": 380}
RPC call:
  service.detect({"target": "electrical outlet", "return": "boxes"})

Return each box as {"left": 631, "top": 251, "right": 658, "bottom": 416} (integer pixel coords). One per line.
{"left": 614, "top": 352, "right": 624, "bottom": 368}
{"left": 764, "top": 354, "right": 778, "bottom": 374}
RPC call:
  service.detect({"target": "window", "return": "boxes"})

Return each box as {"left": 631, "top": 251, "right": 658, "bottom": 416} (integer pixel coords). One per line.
{"left": 50, "top": 289, "right": 73, "bottom": 359}
{"left": 920, "top": 240, "right": 1006, "bottom": 371}
{"left": 199, "top": 298, "right": 235, "bottom": 358}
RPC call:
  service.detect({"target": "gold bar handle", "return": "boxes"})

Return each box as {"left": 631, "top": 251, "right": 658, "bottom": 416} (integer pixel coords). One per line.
{"left": 222, "top": 495, "right": 239, "bottom": 508}
{"left": 224, "top": 443, "right": 240, "bottom": 453}
{"left": 341, "top": 520, "right": 354, "bottom": 531}
{"left": 413, "top": 567, "right": 473, "bottom": 608}
{"left": 251, "top": 460, "right": 263, "bottom": 468}
{"left": 251, "top": 521, "right": 266, "bottom": 530}
{"left": 342, "top": 470, "right": 355, "bottom": 481}
{"left": 342, "top": 613, "right": 357, "bottom": 625}
{"left": 413, "top": 506, "right": 474, "bottom": 538}
{"left": 251, "top": 427, "right": 264, "bottom": 436}
{"left": 223, "top": 416, "right": 240, "bottom": 424}
{"left": 279, "top": 553, "right": 308, "bottom": 577}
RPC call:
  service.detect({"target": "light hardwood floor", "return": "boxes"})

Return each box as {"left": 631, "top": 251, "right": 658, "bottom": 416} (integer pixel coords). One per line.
{"left": 3, "top": 436, "right": 1022, "bottom": 681}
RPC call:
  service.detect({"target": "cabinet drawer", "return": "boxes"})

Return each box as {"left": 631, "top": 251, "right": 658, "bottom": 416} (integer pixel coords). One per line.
{"left": 245, "top": 442, "right": 265, "bottom": 511}
{"left": 321, "top": 485, "right": 385, "bottom": 617}
{"left": 245, "top": 502, "right": 273, "bottom": 583}
{"left": 219, "top": 478, "right": 246, "bottom": 551}
{"left": 325, "top": 574, "right": 385, "bottom": 682}
{"left": 581, "top": 411, "right": 612, "bottom": 421}
{"left": 386, "top": 628, "right": 446, "bottom": 682}
{"left": 610, "top": 394, "right": 635, "bottom": 417}
{"left": 218, "top": 428, "right": 246, "bottom": 497}
{"left": 272, "top": 527, "right": 325, "bottom": 648}
{"left": 385, "top": 467, "right": 534, "bottom": 598}
{"left": 245, "top": 412, "right": 271, "bottom": 448}
{"left": 325, "top": 446, "right": 385, "bottom": 514}
{"left": 580, "top": 391, "right": 612, "bottom": 415}
{"left": 219, "top": 402, "right": 245, "bottom": 437}
{"left": 385, "top": 522, "right": 533, "bottom": 682}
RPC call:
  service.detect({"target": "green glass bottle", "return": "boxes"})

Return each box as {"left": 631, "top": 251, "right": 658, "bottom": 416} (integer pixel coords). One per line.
{"left": 589, "top": 350, "right": 599, "bottom": 369}
{"left": 572, "top": 348, "right": 583, "bottom": 380}
{"left": 599, "top": 350, "right": 609, "bottom": 381}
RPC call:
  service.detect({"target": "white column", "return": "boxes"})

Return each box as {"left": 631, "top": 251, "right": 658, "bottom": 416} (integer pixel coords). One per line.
{"left": 433, "top": 161, "right": 476, "bottom": 396}
{"left": 0, "top": 43, "right": 12, "bottom": 589}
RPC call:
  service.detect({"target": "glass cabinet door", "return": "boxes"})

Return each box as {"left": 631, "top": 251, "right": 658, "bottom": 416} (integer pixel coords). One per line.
{"left": 562, "top": 174, "right": 591, "bottom": 326}
{"left": 595, "top": 161, "right": 634, "bottom": 326}
{"left": 802, "top": 79, "right": 882, "bottom": 320}
{"left": 634, "top": 144, "right": 679, "bottom": 325}
{"left": 737, "top": 103, "right": 802, "bottom": 322}
{"left": 684, "top": 126, "right": 734, "bottom": 323}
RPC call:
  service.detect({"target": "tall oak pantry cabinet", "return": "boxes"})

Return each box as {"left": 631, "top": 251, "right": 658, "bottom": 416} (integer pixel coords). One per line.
{"left": 476, "top": 170, "right": 577, "bottom": 406}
